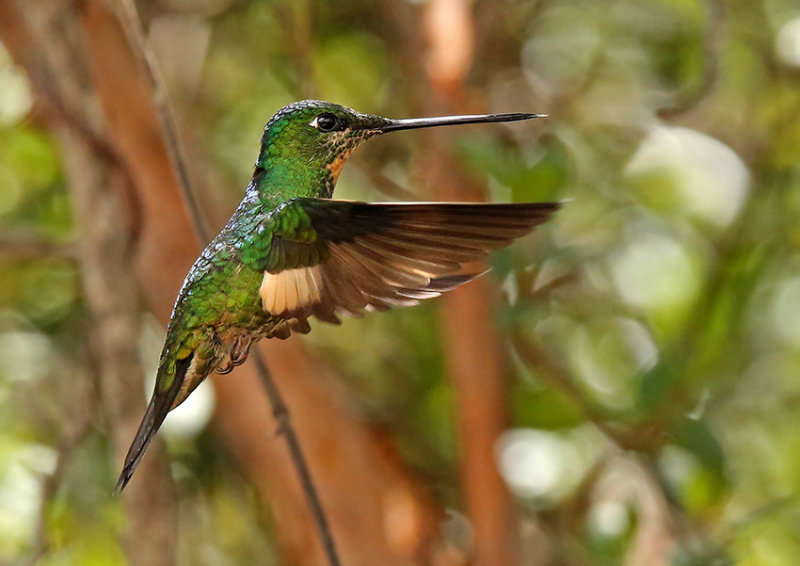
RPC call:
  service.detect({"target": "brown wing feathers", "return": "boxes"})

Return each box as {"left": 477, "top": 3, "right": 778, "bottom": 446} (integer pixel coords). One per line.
{"left": 258, "top": 201, "right": 560, "bottom": 332}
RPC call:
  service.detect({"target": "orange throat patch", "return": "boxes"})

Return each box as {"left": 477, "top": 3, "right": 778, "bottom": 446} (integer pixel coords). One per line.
{"left": 327, "top": 151, "right": 353, "bottom": 183}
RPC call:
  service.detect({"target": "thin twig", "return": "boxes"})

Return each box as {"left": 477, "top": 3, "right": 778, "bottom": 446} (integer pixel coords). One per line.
{"left": 251, "top": 351, "right": 342, "bottom": 566}
{"left": 0, "top": 235, "right": 74, "bottom": 260}
{"left": 110, "top": 0, "right": 211, "bottom": 244}
{"left": 108, "top": 2, "right": 343, "bottom": 565}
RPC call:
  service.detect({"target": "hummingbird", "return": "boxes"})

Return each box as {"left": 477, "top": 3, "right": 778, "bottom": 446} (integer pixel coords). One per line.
{"left": 115, "top": 100, "right": 561, "bottom": 493}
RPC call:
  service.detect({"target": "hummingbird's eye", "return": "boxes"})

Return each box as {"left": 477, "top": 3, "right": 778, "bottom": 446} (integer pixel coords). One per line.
{"left": 313, "top": 113, "right": 339, "bottom": 132}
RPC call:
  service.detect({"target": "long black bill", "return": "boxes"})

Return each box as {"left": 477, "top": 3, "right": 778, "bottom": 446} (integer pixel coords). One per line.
{"left": 379, "top": 112, "right": 547, "bottom": 133}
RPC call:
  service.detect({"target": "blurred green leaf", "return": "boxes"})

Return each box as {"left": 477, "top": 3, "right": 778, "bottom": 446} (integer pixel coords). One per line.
{"left": 456, "top": 134, "right": 571, "bottom": 201}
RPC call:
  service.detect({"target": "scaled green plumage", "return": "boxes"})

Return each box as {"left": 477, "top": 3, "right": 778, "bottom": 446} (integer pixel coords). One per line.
{"left": 115, "top": 100, "right": 561, "bottom": 493}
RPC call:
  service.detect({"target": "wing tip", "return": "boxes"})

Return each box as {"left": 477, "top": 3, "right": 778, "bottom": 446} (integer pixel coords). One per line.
{"left": 425, "top": 270, "right": 490, "bottom": 292}
{"left": 519, "top": 199, "right": 564, "bottom": 216}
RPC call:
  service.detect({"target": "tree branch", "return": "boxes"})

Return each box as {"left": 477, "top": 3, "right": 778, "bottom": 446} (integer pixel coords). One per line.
{"left": 108, "top": 1, "right": 343, "bottom": 564}
{"left": 0, "top": 3, "right": 178, "bottom": 565}
{"left": 110, "top": 0, "right": 212, "bottom": 244}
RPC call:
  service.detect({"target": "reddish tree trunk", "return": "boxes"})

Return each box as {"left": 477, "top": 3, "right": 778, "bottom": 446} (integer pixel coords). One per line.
{"left": 0, "top": 3, "right": 178, "bottom": 565}
{"left": 421, "top": 1, "right": 522, "bottom": 564}
{"left": 79, "top": 1, "right": 452, "bottom": 564}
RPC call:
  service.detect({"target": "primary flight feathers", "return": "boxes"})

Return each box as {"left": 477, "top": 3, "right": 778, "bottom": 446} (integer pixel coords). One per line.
{"left": 254, "top": 199, "right": 561, "bottom": 328}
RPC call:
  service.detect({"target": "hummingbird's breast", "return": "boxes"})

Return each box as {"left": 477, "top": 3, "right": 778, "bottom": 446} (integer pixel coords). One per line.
{"left": 171, "top": 221, "right": 291, "bottom": 363}
{"left": 165, "top": 187, "right": 326, "bottom": 402}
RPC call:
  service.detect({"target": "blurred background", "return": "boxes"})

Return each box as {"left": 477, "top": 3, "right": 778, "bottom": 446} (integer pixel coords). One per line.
{"left": 0, "top": 0, "right": 799, "bottom": 564}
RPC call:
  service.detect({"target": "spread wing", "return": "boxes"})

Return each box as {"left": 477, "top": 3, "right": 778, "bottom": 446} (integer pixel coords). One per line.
{"left": 242, "top": 198, "right": 560, "bottom": 331}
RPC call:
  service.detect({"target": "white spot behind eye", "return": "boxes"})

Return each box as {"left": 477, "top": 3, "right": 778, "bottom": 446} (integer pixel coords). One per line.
{"left": 309, "top": 116, "right": 320, "bottom": 129}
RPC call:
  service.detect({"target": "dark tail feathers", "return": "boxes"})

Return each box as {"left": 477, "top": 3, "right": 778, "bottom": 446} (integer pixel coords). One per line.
{"left": 114, "top": 353, "right": 194, "bottom": 494}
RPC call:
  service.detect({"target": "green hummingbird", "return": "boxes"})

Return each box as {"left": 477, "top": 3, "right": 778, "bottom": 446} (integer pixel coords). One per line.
{"left": 115, "top": 100, "right": 561, "bottom": 492}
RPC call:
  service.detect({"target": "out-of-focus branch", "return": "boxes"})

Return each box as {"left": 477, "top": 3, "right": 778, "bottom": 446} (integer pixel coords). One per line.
{"left": 0, "top": 235, "right": 74, "bottom": 260}
{"left": 111, "top": 0, "right": 212, "bottom": 244}
{"left": 0, "top": 3, "right": 178, "bottom": 566}
{"left": 509, "top": 332, "right": 617, "bottom": 440}
{"left": 621, "top": 457, "right": 678, "bottom": 566}
{"left": 108, "top": 2, "right": 342, "bottom": 563}
{"left": 274, "top": 0, "right": 316, "bottom": 98}
{"left": 66, "top": 123, "right": 179, "bottom": 566}
{"left": 251, "top": 350, "right": 342, "bottom": 566}
{"left": 424, "top": 0, "right": 474, "bottom": 103}
{"left": 76, "top": 2, "right": 452, "bottom": 565}
{"left": 510, "top": 324, "right": 669, "bottom": 453}
{"left": 511, "top": 327, "right": 726, "bottom": 564}
{"left": 419, "top": 1, "right": 522, "bottom": 565}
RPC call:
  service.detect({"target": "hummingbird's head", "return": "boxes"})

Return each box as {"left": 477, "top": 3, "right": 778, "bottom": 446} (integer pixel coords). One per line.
{"left": 256, "top": 99, "right": 546, "bottom": 196}
{"left": 257, "top": 100, "right": 392, "bottom": 191}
